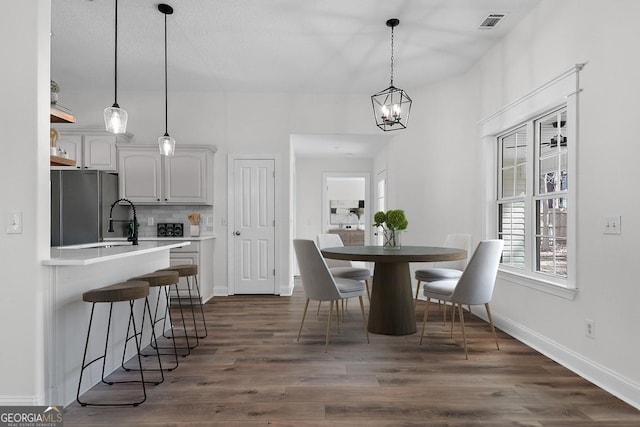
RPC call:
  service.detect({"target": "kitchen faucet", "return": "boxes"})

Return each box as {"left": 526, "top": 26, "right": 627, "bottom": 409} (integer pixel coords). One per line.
{"left": 107, "top": 198, "right": 138, "bottom": 245}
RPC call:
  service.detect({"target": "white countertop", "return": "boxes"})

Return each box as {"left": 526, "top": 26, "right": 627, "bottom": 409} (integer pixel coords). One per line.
{"left": 103, "top": 235, "right": 215, "bottom": 242}
{"left": 45, "top": 241, "right": 190, "bottom": 266}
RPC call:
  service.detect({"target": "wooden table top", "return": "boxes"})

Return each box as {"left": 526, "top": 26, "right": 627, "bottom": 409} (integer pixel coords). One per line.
{"left": 321, "top": 245, "right": 467, "bottom": 263}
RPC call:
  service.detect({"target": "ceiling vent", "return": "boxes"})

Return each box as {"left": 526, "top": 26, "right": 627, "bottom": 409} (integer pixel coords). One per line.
{"left": 479, "top": 14, "right": 505, "bottom": 29}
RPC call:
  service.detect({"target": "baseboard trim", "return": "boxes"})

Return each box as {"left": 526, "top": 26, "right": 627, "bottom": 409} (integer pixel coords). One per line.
{"left": 0, "top": 395, "right": 41, "bottom": 405}
{"left": 491, "top": 311, "right": 640, "bottom": 410}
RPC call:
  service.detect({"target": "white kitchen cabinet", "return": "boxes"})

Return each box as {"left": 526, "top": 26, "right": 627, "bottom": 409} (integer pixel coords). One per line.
{"left": 54, "top": 130, "right": 131, "bottom": 171}
{"left": 168, "top": 239, "right": 214, "bottom": 303}
{"left": 118, "top": 145, "right": 216, "bottom": 205}
{"left": 118, "top": 148, "right": 163, "bottom": 203}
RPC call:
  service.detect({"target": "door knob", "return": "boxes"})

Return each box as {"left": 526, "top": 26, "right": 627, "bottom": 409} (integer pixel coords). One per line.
{"left": 234, "top": 231, "right": 241, "bottom": 236}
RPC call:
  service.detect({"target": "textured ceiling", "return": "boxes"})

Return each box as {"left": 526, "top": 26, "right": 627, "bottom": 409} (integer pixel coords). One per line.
{"left": 51, "top": 0, "right": 540, "bottom": 94}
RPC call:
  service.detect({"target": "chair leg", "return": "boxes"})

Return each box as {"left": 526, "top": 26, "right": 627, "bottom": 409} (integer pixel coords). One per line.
{"left": 458, "top": 304, "right": 469, "bottom": 360}
{"left": 485, "top": 303, "right": 500, "bottom": 350}
{"left": 297, "top": 298, "right": 310, "bottom": 342}
{"left": 419, "top": 297, "right": 431, "bottom": 345}
{"left": 358, "top": 295, "right": 369, "bottom": 344}
{"left": 414, "top": 280, "right": 421, "bottom": 306}
{"left": 443, "top": 301, "right": 447, "bottom": 325}
{"left": 325, "top": 301, "right": 334, "bottom": 353}
{"left": 316, "top": 301, "right": 322, "bottom": 316}
{"left": 450, "top": 303, "right": 456, "bottom": 338}
{"left": 365, "top": 279, "right": 371, "bottom": 303}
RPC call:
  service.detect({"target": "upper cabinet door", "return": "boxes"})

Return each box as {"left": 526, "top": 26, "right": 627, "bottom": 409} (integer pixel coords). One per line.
{"left": 164, "top": 150, "right": 208, "bottom": 204}
{"left": 55, "top": 135, "right": 82, "bottom": 167}
{"left": 83, "top": 135, "right": 117, "bottom": 171}
{"left": 118, "top": 149, "right": 162, "bottom": 203}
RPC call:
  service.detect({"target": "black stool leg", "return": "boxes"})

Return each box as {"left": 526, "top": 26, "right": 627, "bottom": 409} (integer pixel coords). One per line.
{"left": 148, "top": 285, "right": 184, "bottom": 364}
{"left": 77, "top": 301, "right": 147, "bottom": 407}
{"left": 162, "top": 283, "right": 192, "bottom": 355}
{"left": 184, "top": 277, "right": 200, "bottom": 349}
{"left": 192, "top": 275, "right": 208, "bottom": 339}
{"left": 121, "top": 297, "right": 164, "bottom": 383}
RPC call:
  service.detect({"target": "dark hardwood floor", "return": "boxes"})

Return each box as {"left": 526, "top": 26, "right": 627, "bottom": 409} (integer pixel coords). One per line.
{"left": 64, "top": 286, "right": 640, "bottom": 426}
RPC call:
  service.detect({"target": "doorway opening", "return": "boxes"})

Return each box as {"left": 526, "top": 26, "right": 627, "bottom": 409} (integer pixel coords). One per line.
{"left": 321, "top": 173, "right": 370, "bottom": 246}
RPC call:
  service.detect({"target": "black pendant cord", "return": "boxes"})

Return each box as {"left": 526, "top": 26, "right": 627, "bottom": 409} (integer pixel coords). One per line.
{"left": 113, "top": 0, "right": 119, "bottom": 108}
{"left": 163, "top": 12, "right": 169, "bottom": 137}
{"left": 389, "top": 24, "right": 394, "bottom": 87}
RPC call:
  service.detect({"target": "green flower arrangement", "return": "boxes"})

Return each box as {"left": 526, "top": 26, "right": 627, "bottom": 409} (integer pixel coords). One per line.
{"left": 373, "top": 209, "right": 408, "bottom": 231}
{"left": 373, "top": 209, "right": 408, "bottom": 248}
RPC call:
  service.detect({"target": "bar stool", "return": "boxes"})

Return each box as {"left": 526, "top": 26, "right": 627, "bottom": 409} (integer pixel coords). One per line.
{"left": 129, "top": 270, "right": 187, "bottom": 363}
{"left": 77, "top": 280, "right": 156, "bottom": 407}
{"left": 158, "top": 264, "right": 207, "bottom": 348}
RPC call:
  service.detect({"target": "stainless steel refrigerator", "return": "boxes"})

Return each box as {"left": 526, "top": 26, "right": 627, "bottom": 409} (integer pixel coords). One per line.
{"left": 51, "top": 170, "right": 119, "bottom": 246}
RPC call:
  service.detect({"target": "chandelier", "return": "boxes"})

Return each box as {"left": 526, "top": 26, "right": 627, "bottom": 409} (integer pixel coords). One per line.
{"left": 371, "top": 18, "right": 412, "bottom": 132}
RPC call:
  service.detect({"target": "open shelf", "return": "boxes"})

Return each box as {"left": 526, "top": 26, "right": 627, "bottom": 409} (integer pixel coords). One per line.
{"left": 50, "top": 106, "right": 76, "bottom": 123}
{"left": 50, "top": 155, "right": 76, "bottom": 167}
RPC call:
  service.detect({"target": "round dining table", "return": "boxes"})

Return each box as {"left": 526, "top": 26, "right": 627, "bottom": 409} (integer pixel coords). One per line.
{"left": 321, "top": 245, "right": 467, "bottom": 336}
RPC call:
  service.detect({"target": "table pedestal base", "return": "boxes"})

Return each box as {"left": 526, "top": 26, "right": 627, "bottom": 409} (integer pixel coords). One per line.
{"left": 368, "top": 261, "right": 416, "bottom": 335}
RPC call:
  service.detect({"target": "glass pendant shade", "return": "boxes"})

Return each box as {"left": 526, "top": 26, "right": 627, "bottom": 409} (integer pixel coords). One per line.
{"left": 158, "top": 134, "right": 175, "bottom": 156}
{"left": 103, "top": 104, "right": 128, "bottom": 134}
{"left": 371, "top": 85, "right": 412, "bottom": 131}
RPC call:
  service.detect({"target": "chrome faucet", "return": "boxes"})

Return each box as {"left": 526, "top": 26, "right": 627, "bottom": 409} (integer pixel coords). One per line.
{"left": 108, "top": 198, "right": 138, "bottom": 245}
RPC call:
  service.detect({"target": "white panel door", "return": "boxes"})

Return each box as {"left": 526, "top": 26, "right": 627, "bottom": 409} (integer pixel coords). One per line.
{"left": 233, "top": 159, "right": 275, "bottom": 294}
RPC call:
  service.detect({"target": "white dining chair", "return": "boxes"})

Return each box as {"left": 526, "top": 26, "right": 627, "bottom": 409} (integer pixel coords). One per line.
{"left": 317, "top": 234, "right": 371, "bottom": 319}
{"left": 293, "top": 239, "right": 369, "bottom": 352}
{"left": 419, "top": 239, "right": 503, "bottom": 359}
{"left": 414, "top": 234, "right": 472, "bottom": 304}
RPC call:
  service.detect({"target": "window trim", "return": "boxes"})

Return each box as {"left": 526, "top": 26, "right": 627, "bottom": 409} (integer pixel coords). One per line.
{"left": 479, "top": 64, "right": 584, "bottom": 294}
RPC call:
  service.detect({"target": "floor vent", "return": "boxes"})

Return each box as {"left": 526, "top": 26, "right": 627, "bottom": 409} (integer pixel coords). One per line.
{"left": 479, "top": 13, "right": 506, "bottom": 29}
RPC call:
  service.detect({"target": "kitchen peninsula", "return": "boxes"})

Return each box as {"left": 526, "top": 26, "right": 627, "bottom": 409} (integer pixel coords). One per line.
{"left": 44, "top": 241, "right": 189, "bottom": 406}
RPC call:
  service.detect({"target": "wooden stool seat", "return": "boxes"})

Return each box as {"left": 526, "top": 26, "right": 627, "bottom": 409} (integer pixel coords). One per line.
{"left": 82, "top": 281, "right": 149, "bottom": 303}
{"left": 131, "top": 271, "right": 179, "bottom": 287}
{"left": 158, "top": 264, "right": 198, "bottom": 277}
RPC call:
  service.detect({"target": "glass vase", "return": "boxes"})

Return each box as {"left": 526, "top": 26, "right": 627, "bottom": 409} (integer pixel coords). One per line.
{"left": 383, "top": 229, "right": 402, "bottom": 249}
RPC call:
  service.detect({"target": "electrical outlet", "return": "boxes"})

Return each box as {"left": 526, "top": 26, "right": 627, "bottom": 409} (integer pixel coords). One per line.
{"left": 6, "top": 210, "right": 22, "bottom": 234}
{"left": 585, "top": 319, "right": 595, "bottom": 339}
{"left": 603, "top": 215, "right": 621, "bottom": 235}
{"left": 147, "top": 216, "right": 154, "bottom": 226}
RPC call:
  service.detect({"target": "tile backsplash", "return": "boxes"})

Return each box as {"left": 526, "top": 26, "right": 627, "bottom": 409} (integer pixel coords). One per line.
{"left": 109, "top": 205, "right": 214, "bottom": 238}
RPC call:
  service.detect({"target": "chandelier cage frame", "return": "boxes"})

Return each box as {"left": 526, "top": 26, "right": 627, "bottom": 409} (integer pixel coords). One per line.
{"left": 371, "top": 18, "right": 412, "bottom": 132}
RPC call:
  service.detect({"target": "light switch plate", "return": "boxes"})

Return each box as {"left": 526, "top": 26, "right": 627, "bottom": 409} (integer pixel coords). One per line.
{"left": 603, "top": 215, "right": 621, "bottom": 235}
{"left": 6, "top": 210, "right": 22, "bottom": 234}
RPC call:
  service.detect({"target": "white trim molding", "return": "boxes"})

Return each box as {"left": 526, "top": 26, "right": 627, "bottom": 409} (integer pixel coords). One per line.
{"left": 489, "top": 311, "right": 640, "bottom": 410}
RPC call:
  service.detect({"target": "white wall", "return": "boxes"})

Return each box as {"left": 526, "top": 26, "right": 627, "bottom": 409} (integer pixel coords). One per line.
{"left": 0, "top": 1, "right": 51, "bottom": 404}
{"left": 327, "top": 178, "right": 365, "bottom": 202}
{"left": 374, "top": 0, "right": 640, "bottom": 408}
{"left": 474, "top": 0, "right": 640, "bottom": 407}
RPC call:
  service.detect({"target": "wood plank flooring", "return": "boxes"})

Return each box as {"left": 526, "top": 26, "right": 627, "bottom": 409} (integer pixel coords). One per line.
{"left": 64, "top": 286, "right": 640, "bottom": 426}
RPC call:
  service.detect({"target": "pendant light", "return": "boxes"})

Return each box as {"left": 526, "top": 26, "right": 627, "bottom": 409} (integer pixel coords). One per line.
{"left": 158, "top": 3, "right": 176, "bottom": 156}
{"left": 103, "top": 0, "right": 128, "bottom": 134}
{"left": 371, "top": 18, "right": 412, "bottom": 132}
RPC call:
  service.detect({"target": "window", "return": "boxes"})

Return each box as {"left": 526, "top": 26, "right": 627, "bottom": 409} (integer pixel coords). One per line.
{"left": 497, "top": 107, "right": 569, "bottom": 281}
